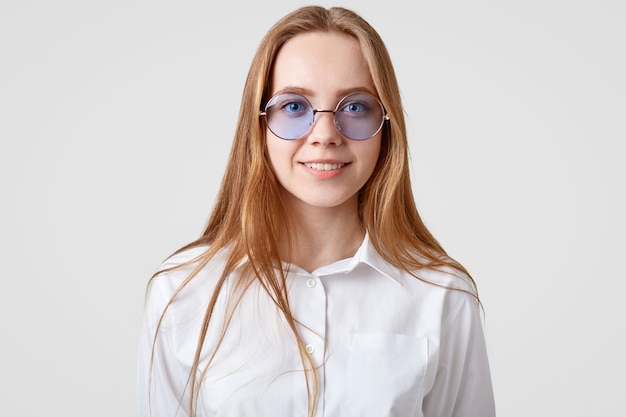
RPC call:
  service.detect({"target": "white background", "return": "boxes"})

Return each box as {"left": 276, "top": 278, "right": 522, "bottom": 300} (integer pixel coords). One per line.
{"left": 1, "top": 0, "right": 624, "bottom": 416}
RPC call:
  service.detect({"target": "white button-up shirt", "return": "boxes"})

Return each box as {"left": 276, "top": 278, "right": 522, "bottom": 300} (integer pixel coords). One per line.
{"left": 137, "top": 234, "right": 495, "bottom": 417}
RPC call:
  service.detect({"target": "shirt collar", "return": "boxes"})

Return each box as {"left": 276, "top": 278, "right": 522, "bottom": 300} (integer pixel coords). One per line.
{"left": 352, "top": 232, "right": 403, "bottom": 286}
{"left": 294, "top": 233, "right": 402, "bottom": 286}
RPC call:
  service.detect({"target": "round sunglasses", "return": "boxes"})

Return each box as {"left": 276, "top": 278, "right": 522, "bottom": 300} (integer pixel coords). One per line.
{"left": 260, "top": 92, "right": 389, "bottom": 140}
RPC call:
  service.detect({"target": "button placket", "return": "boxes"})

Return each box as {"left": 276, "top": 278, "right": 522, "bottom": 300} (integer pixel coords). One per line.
{"left": 294, "top": 275, "right": 326, "bottom": 352}
{"left": 304, "top": 278, "right": 324, "bottom": 366}
{"left": 288, "top": 272, "right": 327, "bottom": 414}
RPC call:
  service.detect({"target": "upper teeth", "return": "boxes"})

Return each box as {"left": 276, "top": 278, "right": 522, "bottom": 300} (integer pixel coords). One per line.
{"left": 305, "top": 162, "right": 345, "bottom": 171}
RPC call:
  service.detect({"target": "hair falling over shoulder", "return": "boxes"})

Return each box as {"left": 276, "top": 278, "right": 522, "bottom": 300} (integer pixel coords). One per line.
{"left": 148, "top": 6, "right": 479, "bottom": 417}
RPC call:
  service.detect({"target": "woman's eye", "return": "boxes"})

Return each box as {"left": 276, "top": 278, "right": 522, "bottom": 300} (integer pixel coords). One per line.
{"left": 282, "top": 101, "right": 307, "bottom": 113}
{"left": 342, "top": 101, "right": 369, "bottom": 114}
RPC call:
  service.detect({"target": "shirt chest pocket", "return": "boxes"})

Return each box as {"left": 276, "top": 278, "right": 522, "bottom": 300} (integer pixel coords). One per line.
{"left": 345, "top": 333, "right": 429, "bottom": 417}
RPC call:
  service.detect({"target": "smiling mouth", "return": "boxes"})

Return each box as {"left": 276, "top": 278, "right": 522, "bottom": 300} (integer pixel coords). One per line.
{"left": 303, "top": 162, "right": 346, "bottom": 171}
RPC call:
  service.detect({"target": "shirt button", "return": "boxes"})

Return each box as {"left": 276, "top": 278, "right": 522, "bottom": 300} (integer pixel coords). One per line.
{"left": 306, "top": 278, "right": 316, "bottom": 288}
{"left": 305, "top": 344, "right": 315, "bottom": 354}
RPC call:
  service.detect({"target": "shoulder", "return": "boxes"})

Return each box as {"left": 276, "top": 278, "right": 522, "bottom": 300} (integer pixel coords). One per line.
{"left": 144, "top": 245, "right": 230, "bottom": 324}
{"left": 387, "top": 262, "right": 480, "bottom": 322}
{"left": 159, "top": 245, "right": 209, "bottom": 270}
{"left": 149, "top": 245, "right": 211, "bottom": 295}
{"left": 409, "top": 263, "right": 477, "bottom": 296}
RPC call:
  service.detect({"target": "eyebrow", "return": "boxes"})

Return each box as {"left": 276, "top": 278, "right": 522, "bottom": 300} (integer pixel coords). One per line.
{"left": 272, "top": 85, "right": 378, "bottom": 100}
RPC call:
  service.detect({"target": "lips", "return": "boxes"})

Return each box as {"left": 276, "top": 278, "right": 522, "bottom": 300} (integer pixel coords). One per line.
{"left": 304, "top": 162, "right": 346, "bottom": 171}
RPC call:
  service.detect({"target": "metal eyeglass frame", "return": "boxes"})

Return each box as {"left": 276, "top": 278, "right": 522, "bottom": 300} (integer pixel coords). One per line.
{"left": 259, "top": 92, "right": 391, "bottom": 140}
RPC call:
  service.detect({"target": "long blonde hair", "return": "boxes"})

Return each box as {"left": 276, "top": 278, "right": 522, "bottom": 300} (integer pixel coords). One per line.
{"left": 150, "top": 6, "right": 477, "bottom": 417}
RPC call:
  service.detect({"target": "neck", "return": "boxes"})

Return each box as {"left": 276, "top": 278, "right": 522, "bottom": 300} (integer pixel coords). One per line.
{"left": 279, "top": 195, "right": 365, "bottom": 272}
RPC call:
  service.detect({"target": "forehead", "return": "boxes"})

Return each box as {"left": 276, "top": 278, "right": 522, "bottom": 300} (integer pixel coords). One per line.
{"left": 269, "top": 31, "right": 376, "bottom": 99}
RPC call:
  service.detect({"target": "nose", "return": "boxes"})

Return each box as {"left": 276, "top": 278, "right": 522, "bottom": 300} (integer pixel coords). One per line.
{"left": 306, "top": 110, "right": 343, "bottom": 146}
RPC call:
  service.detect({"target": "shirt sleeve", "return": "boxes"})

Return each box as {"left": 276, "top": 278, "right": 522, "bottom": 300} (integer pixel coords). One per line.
{"left": 421, "top": 292, "right": 496, "bottom": 417}
{"left": 136, "top": 274, "right": 192, "bottom": 417}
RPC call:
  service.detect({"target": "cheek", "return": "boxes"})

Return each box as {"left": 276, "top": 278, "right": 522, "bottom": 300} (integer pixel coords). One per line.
{"left": 357, "top": 138, "right": 383, "bottom": 186}
{"left": 362, "top": 138, "right": 382, "bottom": 170}
{"left": 265, "top": 133, "right": 280, "bottom": 165}
{"left": 265, "top": 134, "right": 294, "bottom": 173}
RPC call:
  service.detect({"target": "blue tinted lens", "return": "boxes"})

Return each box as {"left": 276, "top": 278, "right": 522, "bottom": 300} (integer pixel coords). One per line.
{"left": 264, "top": 93, "right": 314, "bottom": 140}
{"left": 335, "top": 93, "right": 385, "bottom": 140}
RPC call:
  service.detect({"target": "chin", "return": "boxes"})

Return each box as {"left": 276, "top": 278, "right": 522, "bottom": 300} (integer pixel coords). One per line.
{"left": 298, "top": 195, "right": 357, "bottom": 210}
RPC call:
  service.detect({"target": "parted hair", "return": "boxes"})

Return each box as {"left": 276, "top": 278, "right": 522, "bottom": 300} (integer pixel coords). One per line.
{"left": 149, "top": 6, "right": 477, "bottom": 417}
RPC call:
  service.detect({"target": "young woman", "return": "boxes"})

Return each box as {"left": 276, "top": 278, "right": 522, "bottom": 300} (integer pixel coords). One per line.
{"left": 138, "top": 6, "right": 495, "bottom": 417}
